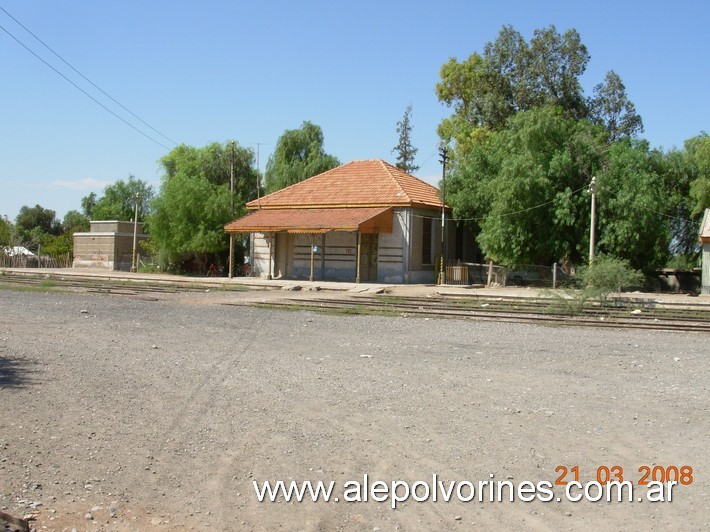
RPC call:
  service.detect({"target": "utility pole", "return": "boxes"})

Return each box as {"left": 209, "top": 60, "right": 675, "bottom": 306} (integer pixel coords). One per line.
{"left": 228, "top": 140, "right": 235, "bottom": 278}
{"left": 438, "top": 146, "right": 448, "bottom": 285}
{"left": 589, "top": 176, "right": 597, "bottom": 268}
{"left": 131, "top": 193, "right": 141, "bottom": 273}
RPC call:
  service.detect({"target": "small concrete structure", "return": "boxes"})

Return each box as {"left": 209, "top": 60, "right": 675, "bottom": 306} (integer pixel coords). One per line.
{"left": 73, "top": 221, "right": 148, "bottom": 271}
{"left": 700, "top": 208, "right": 710, "bottom": 295}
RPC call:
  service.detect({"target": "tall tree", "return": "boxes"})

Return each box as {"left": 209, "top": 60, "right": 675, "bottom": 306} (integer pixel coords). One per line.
{"left": 448, "top": 107, "right": 606, "bottom": 266}
{"left": 263, "top": 121, "right": 339, "bottom": 194}
{"left": 14, "top": 204, "right": 61, "bottom": 247}
{"left": 596, "top": 139, "right": 669, "bottom": 270}
{"left": 589, "top": 70, "right": 644, "bottom": 141}
{"left": 87, "top": 175, "right": 154, "bottom": 221}
{"left": 149, "top": 141, "right": 257, "bottom": 270}
{"left": 81, "top": 192, "right": 97, "bottom": 219}
{"left": 686, "top": 134, "right": 710, "bottom": 216}
{"left": 0, "top": 215, "right": 12, "bottom": 247}
{"left": 436, "top": 24, "right": 591, "bottom": 153}
{"left": 392, "top": 105, "right": 419, "bottom": 174}
{"left": 149, "top": 172, "right": 231, "bottom": 269}
{"left": 62, "top": 210, "right": 90, "bottom": 233}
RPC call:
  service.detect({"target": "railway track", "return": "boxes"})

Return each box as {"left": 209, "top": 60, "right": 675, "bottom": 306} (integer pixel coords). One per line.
{"left": 3, "top": 271, "right": 709, "bottom": 332}
{"left": 0, "top": 272, "right": 218, "bottom": 296}
{"left": 246, "top": 296, "right": 710, "bottom": 333}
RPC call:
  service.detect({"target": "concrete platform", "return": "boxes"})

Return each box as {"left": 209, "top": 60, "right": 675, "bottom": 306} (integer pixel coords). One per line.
{"left": 2, "top": 267, "right": 707, "bottom": 307}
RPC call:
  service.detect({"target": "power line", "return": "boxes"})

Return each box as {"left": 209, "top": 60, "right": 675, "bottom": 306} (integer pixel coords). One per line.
{"left": 0, "top": 10, "right": 175, "bottom": 150}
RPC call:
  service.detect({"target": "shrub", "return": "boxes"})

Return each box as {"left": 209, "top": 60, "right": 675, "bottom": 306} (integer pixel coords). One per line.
{"left": 578, "top": 255, "right": 644, "bottom": 306}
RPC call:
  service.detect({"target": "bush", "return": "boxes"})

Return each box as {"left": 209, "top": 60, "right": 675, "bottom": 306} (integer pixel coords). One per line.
{"left": 578, "top": 255, "right": 644, "bottom": 305}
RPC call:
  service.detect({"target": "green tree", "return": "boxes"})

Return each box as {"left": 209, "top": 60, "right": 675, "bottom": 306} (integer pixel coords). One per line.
{"left": 160, "top": 142, "right": 257, "bottom": 194}
{"left": 589, "top": 70, "right": 644, "bottom": 142}
{"left": 87, "top": 175, "right": 154, "bottom": 221}
{"left": 436, "top": 24, "right": 591, "bottom": 152}
{"left": 596, "top": 139, "right": 669, "bottom": 270}
{"left": 14, "top": 204, "right": 61, "bottom": 247}
{"left": 392, "top": 105, "right": 419, "bottom": 173}
{"left": 149, "top": 172, "right": 231, "bottom": 269}
{"left": 62, "top": 210, "right": 90, "bottom": 233}
{"left": 81, "top": 192, "right": 97, "bottom": 218}
{"left": 149, "top": 141, "right": 257, "bottom": 270}
{"left": 685, "top": 134, "right": 710, "bottom": 216}
{"left": 263, "top": 121, "right": 339, "bottom": 193}
{"left": 657, "top": 147, "right": 697, "bottom": 257}
{"left": 447, "top": 107, "right": 606, "bottom": 266}
{"left": 0, "top": 215, "right": 13, "bottom": 247}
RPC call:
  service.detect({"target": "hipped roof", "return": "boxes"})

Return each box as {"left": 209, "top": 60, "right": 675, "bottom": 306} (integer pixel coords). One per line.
{"left": 247, "top": 159, "right": 446, "bottom": 210}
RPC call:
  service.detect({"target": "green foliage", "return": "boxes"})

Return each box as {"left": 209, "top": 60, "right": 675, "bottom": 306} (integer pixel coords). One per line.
{"left": 150, "top": 141, "right": 256, "bottom": 270}
{"left": 448, "top": 107, "right": 605, "bottom": 265}
{"left": 160, "top": 142, "right": 258, "bottom": 198}
{"left": 588, "top": 70, "right": 644, "bottom": 141}
{"left": 81, "top": 192, "right": 97, "bottom": 218}
{"left": 43, "top": 232, "right": 74, "bottom": 258}
{"left": 666, "top": 253, "right": 700, "bottom": 270}
{"left": 263, "top": 121, "right": 339, "bottom": 193}
{"left": 596, "top": 139, "right": 669, "bottom": 270}
{"left": 392, "top": 105, "right": 419, "bottom": 173}
{"left": 88, "top": 175, "right": 154, "bottom": 221}
{"left": 150, "top": 172, "right": 231, "bottom": 266}
{"left": 685, "top": 134, "right": 710, "bottom": 216}
{"left": 62, "top": 210, "right": 89, "bottom": 233}
{"left": 578, "top": 255, "right": 644, "bottom": 305}
{"left": 0, "top": 215, "right": 12, "bottom": 246}
{"left": 14, "top": 204, "right": 61, "bottom": 247}
{"left": 436, "top": 24, "right": 591, "bottom": 153}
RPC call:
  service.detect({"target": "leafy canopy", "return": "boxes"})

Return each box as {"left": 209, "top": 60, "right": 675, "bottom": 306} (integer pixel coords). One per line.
{"left": 447, "top": 106, "right": 605, "bottom": 266}
{"left": 436, "top": 25, "right": 591, "bottom": 147}
{"left": 83, "top": 175, "right": 154, "bottom": 221}
{"left": 263, "top": 121, "right": 339, "bottom": 194}
{"left": 14, "top": 204, "right": 61, "bottom": 247}
{"left": 149, "top": 141, "right": 257, "bottom": 266}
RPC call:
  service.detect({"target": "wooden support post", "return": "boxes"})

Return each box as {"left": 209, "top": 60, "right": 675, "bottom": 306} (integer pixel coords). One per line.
{"left": 309, "top": 236, "right": 315, "bottom": 282}
{"left": 321, "top": 233, "right": 326, "bottom": 281}
{"left": 355, "top": 232, "right": 362, "bottom": 283}
{"left": 267, "top": 233, "right": 273, "bottom": 280}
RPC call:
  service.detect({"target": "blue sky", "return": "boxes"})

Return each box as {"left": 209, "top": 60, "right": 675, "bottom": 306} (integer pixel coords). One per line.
{"left": 1, "top": 0, "right": 708, "bottom": 220}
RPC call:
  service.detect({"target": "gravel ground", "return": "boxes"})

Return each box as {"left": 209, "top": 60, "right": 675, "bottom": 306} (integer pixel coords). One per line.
{"left": 1, "top": 288, "right": 708, "bottom": 531}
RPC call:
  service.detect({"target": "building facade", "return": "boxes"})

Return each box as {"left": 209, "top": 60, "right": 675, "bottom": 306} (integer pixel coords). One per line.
{"left": 73, "top": 220, "right": 148, "bottom": 271}
{"left": 225, "top": 160, "right": 454, "bottom": 283}
{"left": 701, "top": 208, "right": 710, "bottom": 295}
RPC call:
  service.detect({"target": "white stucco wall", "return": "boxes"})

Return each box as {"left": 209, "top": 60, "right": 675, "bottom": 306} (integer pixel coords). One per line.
{"left": 247, "top": 206, "right": 450, "bottom": 284}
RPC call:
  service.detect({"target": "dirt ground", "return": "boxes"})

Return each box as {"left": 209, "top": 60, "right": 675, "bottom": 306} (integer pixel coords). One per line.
{"left": 1, "top": 288, "right": 708, "bottom": 531}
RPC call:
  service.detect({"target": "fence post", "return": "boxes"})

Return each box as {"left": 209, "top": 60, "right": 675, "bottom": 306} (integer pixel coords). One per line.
{"left": 552, "top": 262, "right": 558, "bottom": 289}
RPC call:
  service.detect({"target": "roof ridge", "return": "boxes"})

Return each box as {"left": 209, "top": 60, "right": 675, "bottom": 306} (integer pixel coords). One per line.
{"left": 246, "top": 159, "right": 444, "bottom": 210}
{"left": 378, "top": 159, "right": 413, "bottom": 203}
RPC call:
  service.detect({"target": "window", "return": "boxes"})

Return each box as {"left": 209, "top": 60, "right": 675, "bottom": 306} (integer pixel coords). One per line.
{"left": 422, "top": 217, "right": 432, "bottom": 264}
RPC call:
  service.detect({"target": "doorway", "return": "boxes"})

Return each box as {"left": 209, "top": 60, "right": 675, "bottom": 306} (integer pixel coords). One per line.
{"left": 359, "top": 233, "right": 378, "bottom": 282}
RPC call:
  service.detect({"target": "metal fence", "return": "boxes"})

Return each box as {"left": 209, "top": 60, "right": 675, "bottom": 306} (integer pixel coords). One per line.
{"left": 443, "top": 262, "right": 570, "bottom": 288}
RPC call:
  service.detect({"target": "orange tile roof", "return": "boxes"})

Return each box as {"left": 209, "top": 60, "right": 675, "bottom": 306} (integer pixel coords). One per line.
{"left": 247, "top": 160, "right": 445, "bottom": 210}
{"left": 225, "top": 207, "right": 392, "bottom": 234}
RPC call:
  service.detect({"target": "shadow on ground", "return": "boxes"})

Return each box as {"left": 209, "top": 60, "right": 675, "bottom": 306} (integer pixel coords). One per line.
{"left": 0, "top": 356, "right": 39, "bottom": 389}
